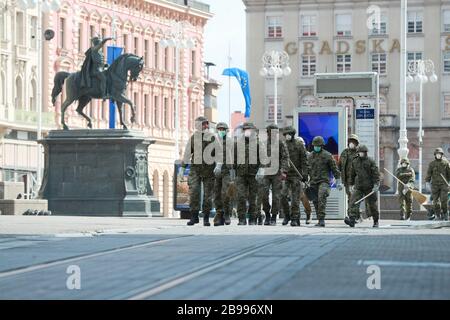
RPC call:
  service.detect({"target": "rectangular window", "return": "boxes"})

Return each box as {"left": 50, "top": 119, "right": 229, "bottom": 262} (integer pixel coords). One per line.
{"left": 407, "top": 92, "right": 420, "bottom": 118}
{"left": 78, "top": 23, "right": 83, "bottom": 52}
{"left": 101, "top": 28, "right": 107, "bottom": 57}
{"left": 408, "top": 11, "right": 423, "bottom": 33}
{"left": 444, "top": 10, "right": 450, "bottom": 32}
{"left": 90, "top": 25, "right": 96, "bottom": 38}
{"left": 370, "top": 14, "right": 387, "bottom": 35}
{"left": 154, "top": 42, "right": 159, "bottom": 69}
{"left": 123, "top": 34, "right": 128, "bottom": 53}
{"left": 371, "top": 53, "right": 387, "bottom": 75}
{"left": 336, "top": 54, "right": 351, "bottom": 73}
{"left": 173, "top": 98, "right": 176, "bottom": 128}
{"left": 144, "top": 94, "right": 149, "bottom": 126}
{"left": 153, "top": 96, "right": 158, "bottom": 126}
{"left": 16, "top": 12, "right": 24, "bottom": 45}
{"left": 266, "top": 16, "right": 283, "bottom": 38}
{"left": 173, "top": 48, "right": 177, "bottom": 72}
{"left": 164, "top": 47, "right": 169, "bottom": 71}
{"left": 191, "top": 50, "right": 196, "bottom": 76}
{"left": 134, "top": 37, "right": 138, "bottom": 55}
{"left": 144, "top": 39, "right": 149, "bottom": 66}
{"left": 266, "top": 95, "right": 282, "bottom": 122}
{"left": 302, "top": 55, "right": 316, "bottom": 77}
{"left": 59, "top": 18, "right": 65, "bottom": 48}
{"left": 444, "top": 94, "right": 450, "bottom": 118}
{"left": 30, "top": 16, "right": 37, "bottom": 49}
{"left": 164, "top": 97, "right": 168, "bottom": 128}
{"left": 407, "top": 52, "right": 423, "bottom": 75}
{"left": 301, "top": 15, "right": 317, "bottom": 37}
{"left": 336, "top": 14, "right": 352, "bottom": 36}
{"left": 444, "top": 52, "right": 450, "bottom": 73}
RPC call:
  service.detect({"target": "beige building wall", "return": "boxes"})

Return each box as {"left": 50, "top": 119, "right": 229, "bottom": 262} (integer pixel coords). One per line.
{"left": 243, "top": 0, "right": 450, "bottom": 191}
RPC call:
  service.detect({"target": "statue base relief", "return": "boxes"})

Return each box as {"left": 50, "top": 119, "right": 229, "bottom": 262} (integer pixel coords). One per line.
{"left": 38, "top": 130, "right": 161, "bottom": 217}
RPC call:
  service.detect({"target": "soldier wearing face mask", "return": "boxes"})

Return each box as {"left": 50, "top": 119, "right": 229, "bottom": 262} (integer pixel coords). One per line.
{"left": 280, "top": 126, "right": 309, "bottom": 226}
{"left": 425, "top": 148, "right": 450, "bottom": 221}
{"left": 396, "top": 158, "right": 415, "bottom": 220}
{"left": 298, "top": 137, "right": 313, "bottom": 224}
{"left": 338, "top": 134, "right": 360, "bottom": 220}
{"left": 346, "top": 145, "right": 380, "bottom": 228}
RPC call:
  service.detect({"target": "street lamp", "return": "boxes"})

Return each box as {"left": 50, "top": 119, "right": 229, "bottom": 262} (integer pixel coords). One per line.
{"left": 159, "top": 21, "right": 196, "bottom": 160}
{"left": 260, "top": 50, "right": 291, "bottom": 125}
{"left": 398, "top": 0, "right": 409, "bottom": 165}
{"left": 406, "top": 59, "right": 438, "bottom": 192}
{"left": 17, "top": 0, "right": 61, "bottom": 196}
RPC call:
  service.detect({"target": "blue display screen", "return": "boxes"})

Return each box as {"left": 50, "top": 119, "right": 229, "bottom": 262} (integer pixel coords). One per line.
{"left": 298, "top": 112, "right": 339, "bottom": 156}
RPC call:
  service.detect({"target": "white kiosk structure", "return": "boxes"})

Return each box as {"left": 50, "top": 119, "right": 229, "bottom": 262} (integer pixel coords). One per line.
{"left": 295, "top": 72, "right": 380, "bottom": 220}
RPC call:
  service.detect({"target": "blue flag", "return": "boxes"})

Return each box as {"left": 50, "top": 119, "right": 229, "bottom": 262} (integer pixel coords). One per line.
{"left": 222, "top": 68, "right": 252, "bottom": 118}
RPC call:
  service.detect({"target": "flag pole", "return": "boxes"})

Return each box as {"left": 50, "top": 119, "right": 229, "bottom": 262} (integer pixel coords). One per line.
{"left": 228, "top": 42, "right": 232, "bottom": 126}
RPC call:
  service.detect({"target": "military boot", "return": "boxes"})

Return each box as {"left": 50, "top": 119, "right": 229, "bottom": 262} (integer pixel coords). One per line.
{"left": 203, "top": 212, "right": 211, "bottom": 227}
{"left": 257, "top": 215, "right": 264, "bottom": 225}
{"left": 270, "top": 214, "right": 277, "bottom": 226}
{"left": 264, "top": 213, "right": 271, "bottom": 225}
{"left": 248, "top": 217, "right": 257, "bottom": 225}
{"left": 305, "top": 212, "right": 311, "bottom": 225}
{"left": 444, "top": 212, "right": 449, "bottom": 221}
{"left": 400, "top": 213, "right": 406, "bottom": 220}
{"left": 282, "top": 214, "right": 290, "bottom": 226}
{"left": 315, "top": 219, "right": 325, "bottom": 227}
{"left": 344, "top": 216, "right": 355, "bottom": 228}
{"left": 373, "top": 220, "right": 379, "bottom": 228}
{"left": 187, "top": 211, "right": 199, "bottom": 226}
{"left": 224, "top": 212, "right": 231, "bottom": 225}
{"left": 290, "top": 219, "right": 300, "bottom": 227}
{"left": 237, "top": 217, "right": 247, "bottom": 225}
{"left": 406, "top": 212, "right": 412, "bottom": 221}
{"left": 213, "top": 212, "right": 224, "bottom": 226}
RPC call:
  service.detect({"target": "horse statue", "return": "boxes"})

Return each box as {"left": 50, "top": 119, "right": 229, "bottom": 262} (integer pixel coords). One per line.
{"left": 51, "top": 53, "right": 144, "bottom": 130}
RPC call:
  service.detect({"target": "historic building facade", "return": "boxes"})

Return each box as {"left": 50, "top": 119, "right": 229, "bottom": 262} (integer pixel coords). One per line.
{"left": 0, "top": 0, "right": 211, "bottom": 216}
{"left": 243, "top": 0, "right": 450, "bottom": 191}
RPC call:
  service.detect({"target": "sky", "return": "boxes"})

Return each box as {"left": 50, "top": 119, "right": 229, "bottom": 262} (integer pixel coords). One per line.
{"left": 201, "top": 0, "right": 247, "bottom": 123}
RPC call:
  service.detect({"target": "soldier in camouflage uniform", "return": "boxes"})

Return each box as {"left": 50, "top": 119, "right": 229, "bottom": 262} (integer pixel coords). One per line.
{"left": 234, "top": 122, "right": 262, "bottom": 225}
{"left": 213, "top": 122, "right": 235, "bottom": 226}
{"left": 298, "top": 137, "right": 313, "bottom": 224}
{"left": 346, "top": 145, "right": 380, "bottom": 228}
{"left": 396, "top": 158, "right": 415, "bottom": 220}
{"left": 259, "top": 124, "right": 290, "bottom": 226}
{"left": 308, "top": 136, "right": 341, "bottom": 227}
{"left": 280, "top": 126, "right": 309, "bottom": 226}
{"left": 180, "top": 116, "right": 216, "bottom": 226}
{"left": 339, "top": 134, "right": 360, "bottom": 220}
{"left": 425, "top": 148, "right": 450, "bottom": 221}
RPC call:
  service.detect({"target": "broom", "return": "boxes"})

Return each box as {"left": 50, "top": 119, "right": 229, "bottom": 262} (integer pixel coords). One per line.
{"left": 384, "top": 168, "right": 427, "bottom": 204}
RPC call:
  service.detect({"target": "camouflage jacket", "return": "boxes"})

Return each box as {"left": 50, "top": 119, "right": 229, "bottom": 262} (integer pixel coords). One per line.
{"left": 285, "top": 138, "right": 309, "bottom": 180}
{"left": 216, "top": 135, "right": 234, "bottom": 176}
{"left": 349, "top": 156, "right": 380, "bottom": 190}
{"left": 425, "top": 158, "right": 450, "bottom": 186}
{"left": 234, "top": 136, "right": 261, "bottom": 176}
{"left": 260, "top": 136, "right": 290, "bottom": 176}
{"left": 395, "top": 166, "right": 415, "bottom": 190}
{"left": 182, "top": 130, "right": 216, "bottom": 177}
{"left": 339, "top": 148, "right": 358, "bottom": 186}
{"left": 308, "top": 150, "right": 340, "bottom": 185}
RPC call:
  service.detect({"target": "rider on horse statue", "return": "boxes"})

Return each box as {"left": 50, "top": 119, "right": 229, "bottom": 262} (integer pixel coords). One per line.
{"left": 80, "top": 36, "right": 113, "bottom": 99}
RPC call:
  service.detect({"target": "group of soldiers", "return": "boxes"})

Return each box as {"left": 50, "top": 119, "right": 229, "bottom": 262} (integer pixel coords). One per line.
{"left": 180, "top": 116, "right": 450, "bottom": 228}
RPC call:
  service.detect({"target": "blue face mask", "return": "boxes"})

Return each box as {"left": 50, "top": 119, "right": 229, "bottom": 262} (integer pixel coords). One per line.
{"left": 314, "top": 146, "right": 322, "bottom": 153}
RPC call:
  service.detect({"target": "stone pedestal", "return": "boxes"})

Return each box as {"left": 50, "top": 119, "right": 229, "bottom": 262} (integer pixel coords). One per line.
{"left": 38, "top": 130, "right": 161, "bottom": 217}
{"left": 0, "top": 181, "right": 24, "bottom": 200}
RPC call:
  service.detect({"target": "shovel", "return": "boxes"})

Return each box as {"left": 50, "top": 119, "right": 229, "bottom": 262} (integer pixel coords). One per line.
{"left": 384, "top": 168, "right": 427, "bottom": 204}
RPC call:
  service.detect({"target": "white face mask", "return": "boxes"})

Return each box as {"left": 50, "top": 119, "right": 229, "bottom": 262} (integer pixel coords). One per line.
{"left": 285, "top": 135, "right": 292, "bottom": 141}
{"left": 436, "top": 154, "right": 443, "bottom": 160}
{"left": 244, "top": 130, "right": 252, "bottom": 138}
{"left": 402, "top": 163, "right": 408, "bottom": 168}
{"left": 349, "top": 143, "right": 356, "bottom": 149}
{"left": 359, "top": 152, "right": 366, "bottom": 158}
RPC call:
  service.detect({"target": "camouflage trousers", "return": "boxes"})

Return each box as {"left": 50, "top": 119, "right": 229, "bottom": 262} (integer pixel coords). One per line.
{"left": 236, "top": 175, "right": 258, "bottom": 219}
{"left": 431, "top": 184, "right": 449, "bottom": 217}
{"left": 398, "top": 188, "right": 413, "bottom": 217}
{"left": 260, "top": 174, "right": 284, "bottom": 217}
{"left": 345, "top": 184, "right": 361, "bottom": 219}
{"left": 312, "top": 182, "right": 330, "bottom": 220}
{"left": 349, "top": 188, "right": 379, "bottom": 221}
{"left": 188, "top": 172, "right": 215, "bottom": 215}
{"left": 214, "top": 174, "right": 232, "bottom": 218}
{"left": 280, "top": 177, "right": 303, "bottom": 220}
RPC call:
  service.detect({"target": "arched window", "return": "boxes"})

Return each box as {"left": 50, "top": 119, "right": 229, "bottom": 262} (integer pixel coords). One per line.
{"left": 152, "top": 170, "right": 159, "bottom": 198}
{"left": 15, "top": 76, "right": 23, "bottom": 109}
{"left": 29, "top": 79, "right": 37, "bottom": 111}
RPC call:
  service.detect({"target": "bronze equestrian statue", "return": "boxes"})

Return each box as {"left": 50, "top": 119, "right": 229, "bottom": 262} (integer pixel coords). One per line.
{"left": 51, "top": 36, "right": 144, "bottom": 130}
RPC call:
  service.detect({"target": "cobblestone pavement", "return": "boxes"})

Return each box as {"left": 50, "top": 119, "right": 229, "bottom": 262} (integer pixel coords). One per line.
{"left": 0, "top": 216, "right": 449, "bottom": 299}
